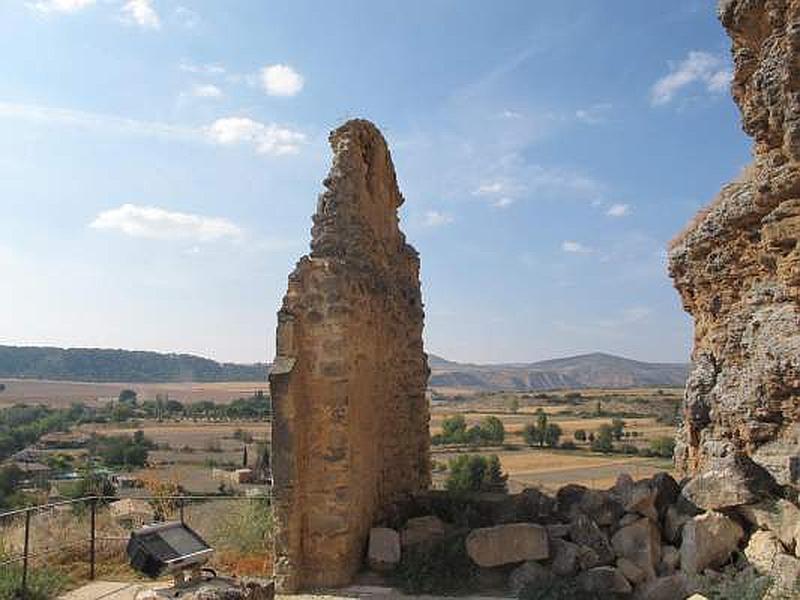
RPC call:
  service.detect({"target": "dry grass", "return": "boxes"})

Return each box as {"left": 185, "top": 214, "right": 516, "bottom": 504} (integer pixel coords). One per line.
{"left": 0, "top": 379, "right": 268, "bottom": 408}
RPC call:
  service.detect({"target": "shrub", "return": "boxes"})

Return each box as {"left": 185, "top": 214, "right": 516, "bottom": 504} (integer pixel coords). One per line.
{"left": 649, "top": 436, "right": 676, "bottom": 458}
{"left": 390, "top": 533, "right": 477, "bottom": 595}
{"left": 591, "top": 425, "right": 614, "bottom": 453}
{"left": 560, "top": 441, "right": 577, "bottom": 450}
{"left": 445, "top": 454, "right": 508, "bottom": 494}
{"left": 620, "top": 444, "right": 639, "bottom": 455}
{"left": 519, "top": 577, "right": 603, "bottom": 600}
{"left": 0, "top": 541, "right": 70, "bottom": 600}
{"left": 574, "top": 429, "right": 587, "bottom": 442}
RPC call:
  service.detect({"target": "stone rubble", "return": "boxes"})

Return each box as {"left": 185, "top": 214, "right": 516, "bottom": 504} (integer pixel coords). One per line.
{"left": 367, "top": 471, "right": 800, "bottom": 597}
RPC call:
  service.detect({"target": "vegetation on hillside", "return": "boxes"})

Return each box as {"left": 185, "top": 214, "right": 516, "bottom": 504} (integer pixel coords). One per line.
{"left": 0, "top": 345, "right": 266, "bottom": 383}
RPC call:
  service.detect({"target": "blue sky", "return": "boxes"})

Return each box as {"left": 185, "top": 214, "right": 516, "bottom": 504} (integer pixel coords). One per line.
{"left": 0, "top": 0, "right": 750, "bottom": 364}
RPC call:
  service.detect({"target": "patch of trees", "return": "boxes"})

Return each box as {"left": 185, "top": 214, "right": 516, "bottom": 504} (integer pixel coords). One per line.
{"left": 90, "top": 430, "right": 155, "bottom": 468}
{"left": 0, "top": 404, "right": 82, "bottom": 462}
{"left": 522, "top": 409, "right": 562, "bottom": 448}
{"left": 432, "top": 415, "right": 505, "bottom": 446}
{"left": 445, "top": 454, "right": 508, "bottom": 494}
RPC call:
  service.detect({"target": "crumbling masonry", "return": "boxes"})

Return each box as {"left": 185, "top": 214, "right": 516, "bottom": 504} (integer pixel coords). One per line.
{"left": 268, "top": 119, "right": 430, "bottom": 592}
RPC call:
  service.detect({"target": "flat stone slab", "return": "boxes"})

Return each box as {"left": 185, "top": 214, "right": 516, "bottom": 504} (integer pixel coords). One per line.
{"left": 59, "top": 581, "right": 168, "bottom": 600}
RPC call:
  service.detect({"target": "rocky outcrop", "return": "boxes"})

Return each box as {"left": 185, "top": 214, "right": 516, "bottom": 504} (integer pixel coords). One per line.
{"left": 668, "top": 0, "right": 800, "bottom": 496}
{"left": 269, "top": 119, "right": 430, "bottom": 591}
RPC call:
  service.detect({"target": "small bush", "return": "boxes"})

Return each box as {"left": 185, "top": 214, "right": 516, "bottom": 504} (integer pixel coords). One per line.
{"left": 649, "top": 436, "right": 676, "bottom": 458}
{"left": 620, "top": 444, "right": 639, "bottom": 455}
{"left": 0, "top": 541, "right": 71, "bottom": 600}
{"left": 390, "top": 533, "right": 477, "bottom": 595}
{"left": 560, "top": 441, "right": 577, "bottom": 450}
{"left": 519, "top": 577, "right": 602, "bottom": 600}
{"left": 445, "top": 454, "right": 508, "bottom": 494}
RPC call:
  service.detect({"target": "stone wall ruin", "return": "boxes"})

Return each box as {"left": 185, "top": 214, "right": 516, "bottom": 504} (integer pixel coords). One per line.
{"left": 669, "top": 0, "right": 800, "bottom": 506}
{"left": 268, "top": 119, "right": 430, "bottom": 592}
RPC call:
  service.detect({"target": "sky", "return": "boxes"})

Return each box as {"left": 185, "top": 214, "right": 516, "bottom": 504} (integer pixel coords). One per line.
{"left": 0, "top": 0, "right": 751, "bottom": 365}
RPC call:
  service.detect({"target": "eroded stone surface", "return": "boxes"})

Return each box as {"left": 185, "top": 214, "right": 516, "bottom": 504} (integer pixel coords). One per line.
{"left": 465, "top": 523, "right": 549, "bottom": 567}
{"left": 269, "top": 119, "right": 430, "bottom": 591}
{"left": 669, "top": 0, "right": 800, "bottom": 496}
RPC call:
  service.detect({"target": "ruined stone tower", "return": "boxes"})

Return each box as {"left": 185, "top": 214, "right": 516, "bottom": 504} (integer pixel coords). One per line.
{"left": 669, "top": 0, "right": 800, "bottom": 504}
{"left": 269, "top": 119, "right": 430, "bottom": 591}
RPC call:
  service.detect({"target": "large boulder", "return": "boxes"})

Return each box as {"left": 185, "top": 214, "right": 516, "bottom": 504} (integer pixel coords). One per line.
{"left": 658, "top": 544, "right": 680, "bottom": 576}
{"left": 400, "top": 515, "right": 445, "bottom": 547}
{"left": 633, "top": 574, "right": 689, "bottom": 600}
{"left": 743, "top": 529, "right": 800, "bottom": 592}
{"left": 508, "top": 561, "right": 554, "bottom": 595}
{"left": 576, "top": 566, "right": 632, "bottom": 595}
{"left": 569, "top": 514, "right": 615, "bottom": 565}
{"left": 680, "top": 458, "right": 765, "bottom": 510}
{"left": 465, "top": 523, "right": 548, "bottom": 567}
{"left": 549, "top": 538, "right": 579, "bottom": 576}
{"left": 616, "top": 557, "right": 647, "bottom": 585}
{"left": 611, "top": 474, "right": 658, "bottom": 521}
{"left": 610, "top": 517, "right": 661, "bottom": 580}
{"left": 651, "top": 473, "right": 681, "bottom": 519}
{"left": 680, "top": 511, "right": 744, "bottom": 574}
{"left": 737, "top": 498, "right": 800, "bottom": 555}
{"left": 367, "top": 527, "right": 401, "bottom": 572}
{"left": 557, "top": 484, "right": 624, "bottom": 527}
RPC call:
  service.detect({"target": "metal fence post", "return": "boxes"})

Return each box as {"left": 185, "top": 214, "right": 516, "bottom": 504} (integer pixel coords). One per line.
{"left": 89, "top": 498, "right": 96, "bottom": 581}
{"left": 21, "top": 508, "right": 31, "bottom": 598}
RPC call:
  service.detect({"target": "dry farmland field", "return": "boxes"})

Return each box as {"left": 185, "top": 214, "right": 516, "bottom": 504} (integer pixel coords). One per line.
{"left": 1, "top": 378, "right": 680, "bottom": 495}
{"left": 0, "top": 378, "right": 268, "bottom": 408}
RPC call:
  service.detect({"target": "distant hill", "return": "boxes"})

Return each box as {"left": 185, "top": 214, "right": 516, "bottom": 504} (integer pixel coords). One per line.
{"left": 0, "top": 345, "right": 687, "bottom": 390}
{"left": 0, "top": 345, "right": 266, "bottom": 383}
{"left": 428, "top": 352, "right": 689, "bottom": 392}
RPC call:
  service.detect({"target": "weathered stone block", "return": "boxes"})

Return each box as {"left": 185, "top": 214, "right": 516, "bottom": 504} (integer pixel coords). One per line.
{"left": 465, "top": 523, "right": 549, "bottom": 567}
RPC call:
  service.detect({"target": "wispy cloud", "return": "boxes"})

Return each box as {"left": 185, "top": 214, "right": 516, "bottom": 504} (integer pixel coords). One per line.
{"left": 90, "top": 204, "right": 243, "bottom": 242}
{"left": 422, "top": 210, "right": 454, "bottom": 227}
{"left": 260, "top": 64, "right": 304, "bottom": 97}
{"left": 606, "top": 203, "right": 631, "bottom": 217}
{"left": 207, "top": 117, "right": 306, "bottom": 155}
{"left": 575, "top": 102, "right": 612, "bottom": 124}
{"left": 121, "top": 0, "right": 161, "bottom": 30}
{"left": 189, "top": 83, "right": 223, "bottom": 98}
{"left": 651, "top": 51, "right": 731, "bottom": 106}
{"left": 174, "top": 5, "right": 199, "bottom": 29}
{"left": 0, "top": 100, "right": 199, "bottom": 141}
{"left": 597, "top": 306, "right": 652, "bottom": 328}
{"left": 562, "top": 240, "right": 592, "bottom": 254}
{"left": 27, "top": 0, "right": 94, "bottom": 13}
{"left": 0, "top": 101, "right": 307, "bottom": 157}
{"left": 179, "top": 60, "right": 226, "bottom": 75}
{"left": 492, "top": 197, "right": 514, "bottom": 209}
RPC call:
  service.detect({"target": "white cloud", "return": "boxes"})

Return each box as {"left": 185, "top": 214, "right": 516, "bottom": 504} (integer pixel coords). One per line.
{"left": 606, "top": 203, "right": 631, "bottom": 217}
{"left": 422, "top": 211, "right": 454, "bottom": 227}
{"left": 492, "top": 197, "right": 514, "bottom": 209}
{"left": 651, "top": 51, "right": 731, "bottom": 105}
{"left": 28, "top": 0, "right": 94, "bottom": 13}
{"left": 260, "top": 64, "right": 304, "bottom": 97}
{"left": 207, "top": 117, "right": 306, "bottom": 155}
{"left": 575, "top": 102, "right": 612, "bottom": 124}
{"left": 561, "top": 240, "right": 592, "bottom": 254}
{"left": 121, "top": 0, "right": 161, "bottom": 30}
{"left": 190, "top": 83, "right": 223, "bottom": 98}
{"left": 498, "top": 109, "right": 522, "bottom": 119}
{"left": 179, "top": 60, "right": 226, "bottom": 75}
{"left": 597, "top": 306, "right": 652, "bottom": 328}
{"left": 474, "top": 181, "right": 505, "bottom": 196}
{"left": 90, "top": 204, "right": 242, "bottom": 242}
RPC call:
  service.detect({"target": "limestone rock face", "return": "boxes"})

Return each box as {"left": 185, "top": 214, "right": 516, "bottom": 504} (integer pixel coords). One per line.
{"left": 669, "top": 0, "right": 800, "bottom": 494}
{"left": 269, "top": 120, "right": 430, "bottom": 591}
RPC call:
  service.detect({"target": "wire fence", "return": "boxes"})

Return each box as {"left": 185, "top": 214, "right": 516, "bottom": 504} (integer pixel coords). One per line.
{"left": 0, "top": 493, "right": 273, "bottom": 599}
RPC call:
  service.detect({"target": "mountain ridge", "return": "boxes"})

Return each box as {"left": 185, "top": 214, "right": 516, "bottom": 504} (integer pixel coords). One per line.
{"left": 0, "top": 345, "right": 688, "bottom": 390}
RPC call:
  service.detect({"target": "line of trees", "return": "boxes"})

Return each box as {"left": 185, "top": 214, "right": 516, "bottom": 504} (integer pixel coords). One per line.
{"left": 432, "top": 415, "right": 506, "bottom": 446}
{"left": 522, "top": 409, "right": 562, "bottom": 448}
